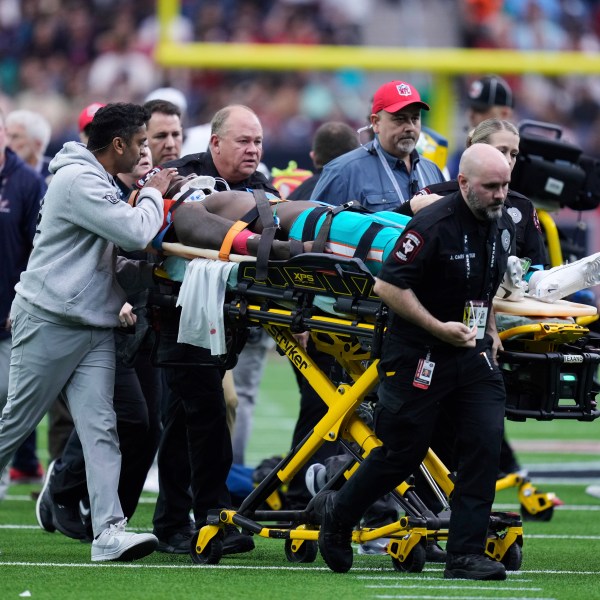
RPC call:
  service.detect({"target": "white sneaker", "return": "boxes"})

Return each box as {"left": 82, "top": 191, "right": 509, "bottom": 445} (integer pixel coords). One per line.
{"left": 357, "top": 537, "right": 390, "bottom": 555}
{"left": 91, "top": 519, "right": 158, "bottom": 562}
{"left": 528, "top": 252, "right": 600, "bottom": 303}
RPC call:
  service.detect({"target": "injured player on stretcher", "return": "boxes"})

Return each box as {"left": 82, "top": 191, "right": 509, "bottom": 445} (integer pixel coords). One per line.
{"left": 133, "top": 172, "right": 600, "bottom": 302}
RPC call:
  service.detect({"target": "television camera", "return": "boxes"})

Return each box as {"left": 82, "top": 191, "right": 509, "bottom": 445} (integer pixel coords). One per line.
{"left": 511, "top": 120, "right": 600, "bottom": 212}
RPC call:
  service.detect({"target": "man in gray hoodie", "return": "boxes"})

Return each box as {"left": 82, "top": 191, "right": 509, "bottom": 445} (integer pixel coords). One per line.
{"left": 0, "top": 103, "right": 177, "bottom": 562}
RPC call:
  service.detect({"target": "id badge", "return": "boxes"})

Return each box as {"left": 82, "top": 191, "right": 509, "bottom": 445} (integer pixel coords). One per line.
{"left": 463, "top": 300, "right": 489, "bottom": 340}
{"left": 413, "top": 356, "right": 435, "bottom": 389}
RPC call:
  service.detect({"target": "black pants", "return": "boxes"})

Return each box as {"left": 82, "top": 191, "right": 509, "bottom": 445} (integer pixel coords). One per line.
{"left": 334, "top": 343, "right": 506, "bottom": 556}
{"left": 51, "top": 347, "right": 162, "bottom": 519}
{"left": 151, "top": 329, "right": 232, "bottom": 537}
{"left": 11, "top": 431, "right": 38, "bottom": 472}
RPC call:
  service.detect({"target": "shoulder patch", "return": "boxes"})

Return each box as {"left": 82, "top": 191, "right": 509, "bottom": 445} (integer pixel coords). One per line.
{"left": 104, "top": 193, "right": 120, "bottom": 204}
{"left": 393, "top": 230, "right": 424, "bottom": 263}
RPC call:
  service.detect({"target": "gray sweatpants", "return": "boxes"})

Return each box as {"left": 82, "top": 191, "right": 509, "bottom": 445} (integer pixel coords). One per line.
{"left": 0, "top": 305, "right": 123, "bottom": 536}
{"left": 0, "top": 336, "right": 11, "bottom": 407}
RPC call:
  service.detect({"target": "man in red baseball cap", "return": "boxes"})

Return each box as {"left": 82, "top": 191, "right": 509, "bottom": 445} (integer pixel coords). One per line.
{"left": 310, "top": 79, "right": 444, "bottom": 215}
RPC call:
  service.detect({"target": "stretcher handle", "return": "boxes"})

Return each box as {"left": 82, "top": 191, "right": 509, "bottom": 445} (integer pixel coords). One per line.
{"left": 162, "top": 242, "right": 256, "bottom": 263}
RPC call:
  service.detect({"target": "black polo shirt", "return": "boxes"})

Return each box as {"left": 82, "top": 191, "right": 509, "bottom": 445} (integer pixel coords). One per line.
{"left": 378, "top": 191, "right": 515, "bottom": 349}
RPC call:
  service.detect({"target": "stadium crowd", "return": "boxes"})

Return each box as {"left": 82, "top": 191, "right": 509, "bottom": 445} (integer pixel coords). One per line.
{"left": 1, "top": 0, "right": 600, "bottom": 163}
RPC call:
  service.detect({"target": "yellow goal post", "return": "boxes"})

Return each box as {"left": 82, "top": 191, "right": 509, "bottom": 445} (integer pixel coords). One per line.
{"left": 155, "top": 0, "right": 600, "bottom": 141}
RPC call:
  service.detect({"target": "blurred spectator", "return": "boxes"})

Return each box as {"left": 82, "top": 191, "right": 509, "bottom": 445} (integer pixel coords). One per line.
{"left": 509, "top": 0, "right": 567, "bottom": 51}
{"left": 286, "top": 120, "right": 359, "bottom": 199}
{"left": 448, "top": 74, "right": 515, "bottom": 177}
{"left": 87, "top": 26, "right": 157, "bottom": 100}
{"left": 0, "top": 106, "right": 47, "bottom": 491}
{"left": 6, "top": 108, "right": 52, "bottom": 180}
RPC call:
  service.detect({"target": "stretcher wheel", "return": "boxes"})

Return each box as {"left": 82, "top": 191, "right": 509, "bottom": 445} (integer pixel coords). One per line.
{"left": 284, "top": 539, "right": 318, "bottom": 563}
{"left": 521, "top": 504, "right": 554, "bottom": 522}
{"left": 390, "top": 541, "right": 426, "bottom": 573}
{"left": 501, "top": 542, "right": 523, "bottom": 571}
{"left": 190, "top": 530, "right": 223, "bottom": 565}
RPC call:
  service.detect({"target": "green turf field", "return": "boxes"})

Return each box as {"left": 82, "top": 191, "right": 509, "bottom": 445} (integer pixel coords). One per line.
{"left": 1, "top": 350, "right": 599, "bottom": 599}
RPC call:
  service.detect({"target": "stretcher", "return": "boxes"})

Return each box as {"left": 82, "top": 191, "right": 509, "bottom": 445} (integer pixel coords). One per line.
{"left": 151, "top": 251, "right": 525, "bottom": 571}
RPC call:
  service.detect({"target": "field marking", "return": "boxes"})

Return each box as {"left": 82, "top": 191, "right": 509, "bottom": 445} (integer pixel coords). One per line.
{"left": 0, "top": 561, "right": 597, "bottom": 578}
{"left": 494, "top": 502, "right": 600, "bottom": 511}
{"left": 365, "top": 584, "right": 542, "bottom": 590}
{"left": 526, "top": 534, "right": 600, "bottom": 540}
{"left": 373, "top": 596, "right": 556, "bottom": 600}
{"left": 2, "top": 524, "right": 600, "bottom": 541}
{"left": 356, "top": 575, "right": 532, "bottom": 582}
{"left": 0, "top": 562, "right": 431, "bottom": 571}
{"left": 513, "top": 441, "right": 600, "bottom": 453}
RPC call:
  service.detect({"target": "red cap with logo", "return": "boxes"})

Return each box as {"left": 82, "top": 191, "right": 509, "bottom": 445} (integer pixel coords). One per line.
{"left": 78, "top": 102, "right": 106, "bottom": 132}
{"left": 372, "top": 81, "right": 430, "bottom": 114}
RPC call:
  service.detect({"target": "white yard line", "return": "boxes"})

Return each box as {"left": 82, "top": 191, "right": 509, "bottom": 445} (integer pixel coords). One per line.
{"left": 0, "top": 561, "right": 597, "bottom": 577}
{"left": 372, "top": 596, "right": 556, "bottom": 600}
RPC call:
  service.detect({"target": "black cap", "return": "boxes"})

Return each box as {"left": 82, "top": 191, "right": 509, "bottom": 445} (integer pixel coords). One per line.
{"left": 467, "top": 75, "right": 514, "bottom": 110}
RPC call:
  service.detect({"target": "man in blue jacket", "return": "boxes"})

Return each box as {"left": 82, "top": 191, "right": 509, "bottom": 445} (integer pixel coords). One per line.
{"left": 0, "top": 108, "right": 47, "bottom": 499}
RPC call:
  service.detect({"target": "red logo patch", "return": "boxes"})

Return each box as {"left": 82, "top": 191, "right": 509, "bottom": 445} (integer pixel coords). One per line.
{"left": 393, "top": 230, "right": 424, "bottom": 263}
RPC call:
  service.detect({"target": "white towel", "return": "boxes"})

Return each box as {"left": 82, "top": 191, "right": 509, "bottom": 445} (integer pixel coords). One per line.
{"left": 176, "top": 258, "right": 236, "bottom": 355}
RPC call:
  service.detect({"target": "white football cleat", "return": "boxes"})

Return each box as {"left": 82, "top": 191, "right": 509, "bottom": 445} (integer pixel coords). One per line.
{"left": 528, "top": 252, "right": 600, "bottom": 303}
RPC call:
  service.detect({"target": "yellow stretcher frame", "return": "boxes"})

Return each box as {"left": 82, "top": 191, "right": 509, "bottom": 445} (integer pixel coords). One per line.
{"left": 177, "top": 255, "right": 524, "bottom": 570}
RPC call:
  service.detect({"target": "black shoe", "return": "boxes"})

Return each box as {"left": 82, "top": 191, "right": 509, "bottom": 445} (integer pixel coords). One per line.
{"left": 54, "top": 500, "right": 93, "bottom": 542}
{"left": 425, "top": 541, "right": 447, "bottom": 563}
{"left": 156, "top": 530, "right": 193, "bottom": 555}
{"left": 222, "top": 524, "right": 255, "bottom": 555}
{"left": 35, "top": 460, "right": 56, "bottom": 533}
{"left": 444, "top": 552, "right": 507, "bottom": 580}
{"left": 315, "top": 490, "right": 353, "bottom": 573}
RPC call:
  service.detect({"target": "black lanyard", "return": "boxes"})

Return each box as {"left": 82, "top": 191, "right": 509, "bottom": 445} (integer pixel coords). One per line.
{"left": 463, "top": 221, "right": 498, "bottom": 303}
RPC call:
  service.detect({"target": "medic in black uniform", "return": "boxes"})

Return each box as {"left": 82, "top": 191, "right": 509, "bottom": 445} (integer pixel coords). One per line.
{"left": 316, "top": 144, "right": 514, "bottom": 581}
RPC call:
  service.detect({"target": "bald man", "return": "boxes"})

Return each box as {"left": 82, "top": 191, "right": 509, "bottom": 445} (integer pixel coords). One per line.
{"left": 314, "top": 144, "right": 515, "bottom": 581}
